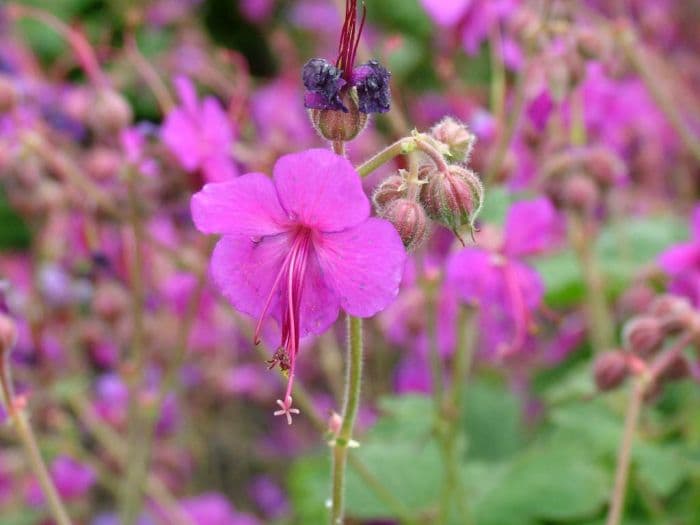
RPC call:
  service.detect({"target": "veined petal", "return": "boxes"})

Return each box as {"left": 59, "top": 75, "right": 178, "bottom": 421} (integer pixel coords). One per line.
{"left": 191, "top": 173, "right": 289, "bottom": 236}
{"left": 315, "top": 218, "right": 406, "bottom": 317}
{"left": 273, "top": 149, "right": 370, "bottom": 232}
{"left": 298, "top": 249, "right": 341, "bottom": 336}
{"left": 210, "top": 233, "right": 291, "bottom": 322}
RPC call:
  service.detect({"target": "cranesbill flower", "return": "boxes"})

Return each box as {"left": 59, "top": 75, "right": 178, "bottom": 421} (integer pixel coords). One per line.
{"left": 161, "top": 76, "right": 238, "bottom": 183}
{"left": 191, "top": 149, "right": 406, "bottom": 423}
{"left": 447, "top": 198, "right": 562, "bottom": 357}
{"left": 658, "top": 206, "right": 700, "bottom": 305}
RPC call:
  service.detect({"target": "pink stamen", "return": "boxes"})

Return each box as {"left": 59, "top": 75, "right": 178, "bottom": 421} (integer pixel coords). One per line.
{"left": 256, "top": 229, "right": 313, "bottom": 424}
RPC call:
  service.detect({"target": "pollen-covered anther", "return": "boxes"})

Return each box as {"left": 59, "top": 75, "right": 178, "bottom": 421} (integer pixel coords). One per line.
{"left": 274, "top": 396, "right": 300, "bottom": 425}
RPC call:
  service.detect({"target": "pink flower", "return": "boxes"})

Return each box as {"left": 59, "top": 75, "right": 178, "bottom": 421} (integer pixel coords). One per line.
{"left": 161, "top": 76, "right": 238, "bottom": 183}
{"left": 658, "top": 206, "right": 700, "bottom": 305}
{"left": 191, "top": 149, "right": 406, "bottom": 422}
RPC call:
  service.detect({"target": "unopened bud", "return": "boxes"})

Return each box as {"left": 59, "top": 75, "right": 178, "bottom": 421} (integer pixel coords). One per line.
{"left": 562, "top": 173, "right": 599, "bottom": 212}
{"left": 659, "top": 353, "right": 690, "bottom": 382}
{"left": 419, "top": 165, "right": 484, "bottom": 233}
{"left": 372, "top": 174, "right": 406, "bottom": 212}
{"left": 593, "top": 351, "right": 629, "bottom": 391}
{"left": 328, "top": 411, "right": 342, "bottom": 436}
{"left": 380, "top": 198, "right": 428, "bottom": 251}
{"left": 584, "top": 147, "right": 626, "bottom": 188}
{"left": 89, "top": 89, "right": 132, "bottom": 134}
{"left": 0, "top": 313, "right": 17, "bottom": 353}
{"left": 648, "top": 295, "right": 694, "bottom": 333}
{"left": 309, "top": 91, "right": 367, "bottom": 142}
{"left": 84, "top": 148, "right": 121, "bottom": 181}
{"left": 430, "top": 117, "right": 476, "bottom": 163}
{"left": 622, "top": 315, "right": 664, "bottom": 357}
{"left": 0, "top": 75, "right": 18, "bottom": 113}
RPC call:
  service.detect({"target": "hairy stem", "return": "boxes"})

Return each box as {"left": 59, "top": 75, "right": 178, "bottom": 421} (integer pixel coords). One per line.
{"left": 331, "top": 315, "right": 364, "bottom": 524}
{"left": 356, "top": 137, "right": 416, "bottom": 177}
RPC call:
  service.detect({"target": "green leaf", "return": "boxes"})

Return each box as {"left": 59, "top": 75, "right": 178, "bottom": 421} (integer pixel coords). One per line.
{"left": 473, "top": 445, "right": 609, "bottom": 524}
{"left": 287, "top": 454, "right": 330, "bottom": 524}
{"left": 462, "top": 380, "right": 524, "bottom": 461}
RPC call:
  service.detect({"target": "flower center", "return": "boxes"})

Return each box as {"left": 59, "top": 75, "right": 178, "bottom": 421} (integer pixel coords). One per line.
{"left": 254, "top": 228, "right": 314, "bottom": 424}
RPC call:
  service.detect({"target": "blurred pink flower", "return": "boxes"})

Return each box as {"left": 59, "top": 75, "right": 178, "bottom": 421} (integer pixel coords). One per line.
{"left": 161, "top": 76, "right": 238, "bottom": 183}
{"left": 192, "top": 149, "right": 406, "bottom": 422}
{"left": 658, "top": 206, "right": 700, "bottom": 305}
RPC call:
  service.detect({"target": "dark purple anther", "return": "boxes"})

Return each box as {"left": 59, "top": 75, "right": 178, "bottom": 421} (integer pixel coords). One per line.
{"left": 302, "top": 58, "right": 347, "bottom": 111}
{"left": 352, "top": 60, "right": 391, "bottom": 114}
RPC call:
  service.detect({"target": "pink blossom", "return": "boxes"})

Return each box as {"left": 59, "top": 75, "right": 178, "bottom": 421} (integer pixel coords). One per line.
{"left": 161, "top": 76, "right": 238, "bottom": 183}
{"left": 192, "top": 149, "right": 406, "bottom": 422}
{"left": 658, "top": 206, "right": 700, "bottom": 305}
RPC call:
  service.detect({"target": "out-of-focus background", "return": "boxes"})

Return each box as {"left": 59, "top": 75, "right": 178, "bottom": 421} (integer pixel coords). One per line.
{"left": 1, "top": 0, "right": 700, "bottom": 524}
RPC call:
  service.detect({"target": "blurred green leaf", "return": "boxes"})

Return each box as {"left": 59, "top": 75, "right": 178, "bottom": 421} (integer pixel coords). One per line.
{"left": 463, "top": 380, "right": 524, "bottom": 461}
{"left": 0, "top": 194, "right": 31, "bottom": 250}
{"left": 366, "top": 0, "right": 434, "bottom": 40}
{"left": 473, "top": 444, "right": 609, "bottom": 524}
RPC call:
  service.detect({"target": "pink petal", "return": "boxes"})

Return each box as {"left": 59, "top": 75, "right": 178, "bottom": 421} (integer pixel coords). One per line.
{"left": 210, "top": 233, "right": 290, "bottom": 322}
{"left": 420, "top": 0, "right": 471, "bottom": 27}
{"left": 446, "top": 248, "right": 502, "bottom": 304}
{"left": 161, "top": 110, "right": 201, "bottom": 171}
{"left": 273, "top": 149, "right": 370, "bottom": 232}
{"left": 315, "top": 218, "right": 406, "bottom": 317}
{"left": 299, "top": 249, "right": 341, "bottom": 336}
{"left": 191, "top": 174, "right": 288, "bottom": 236}
{"left": 658, "top": 243, "right": 700, "bottom": 275}
{"left": 503, "top": 197, "right": 563, "bottom": 257}
{"left": 174, "top": 75, "right": 198, "bottom": 114}
{"left": 201, "top": 97, "right": 235, "bottom": 147}
{"left": 201, "top": 154, "right": 238, "bottom": 183}
{"left": 692, "top": 206, "right": 700, "bottom": 240}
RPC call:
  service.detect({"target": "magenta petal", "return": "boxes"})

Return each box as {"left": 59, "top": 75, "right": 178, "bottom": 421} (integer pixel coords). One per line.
{"left": 299, "top": 251, "right": 341, "bottom": 336}
{"left": 201, "top": 97, "right": 235, "bottom": 146}
{"left": 658, "top": 243, "right": 700, "bottom": 275}
{"left": 210, "top": 233, "right": 291, "bottom": 323}
{"left": 503, "top": 197, "right": 563, "bottom": 257}
{"left": 201, "top": 155, "right": 238, "bottom": 183}
{"left": 162, "top": 111, "right": 200, "bottom": 170}
{"left": 420, "top": 0, "right": 471, "bottom": 27}
{"left": 692, "top": 206, "right": 700, "bottom": 240}
{"left": 191, "top": 174, "right": 288, "bottom": 236}
{"left": 273, "top": 149, "right": 370, "bottom": 232}
{"left": 174, "top": 76, "right": 198, "bottom": 114}
{"left": 315, "top": 218, "right": 406, "bottom": 317}
{"left": 446, "top": 248, "right": 501, "bottom": 304}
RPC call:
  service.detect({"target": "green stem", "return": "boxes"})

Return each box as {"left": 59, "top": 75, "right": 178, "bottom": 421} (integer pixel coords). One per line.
{"left": 331, "top": 315, "right": 364, "bottom": 525}
{"left": 120, "top": 168, "right": 150, "bottom": 525}
{"left": 0, "top": 353, "right": 72, "bottom": 525}
{"left": 356, "top": 137, "right": 416, "bottom": 177}
{"left": 438, "top": 307, "right": 476, "bottom": 524}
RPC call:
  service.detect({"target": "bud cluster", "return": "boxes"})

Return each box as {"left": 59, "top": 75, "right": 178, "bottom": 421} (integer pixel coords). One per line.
{"left": 372, "top": 120, "right": 484, "bottom": 250}
{"left": 541, "top": 146, "right": 626, "bottom": 214}
{"left": 593, "top": 294, "right": 699, "bottom": 398}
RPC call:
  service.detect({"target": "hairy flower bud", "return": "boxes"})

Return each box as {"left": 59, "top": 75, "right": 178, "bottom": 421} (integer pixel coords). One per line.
{"left": 622, "top": 315, "right": 664, "bottom": 357}
{"left": 380, "top": 198, "right": 428, "bottom": 251}
{"left": 308, "top": 90, "right": 368, "bottom": 142}
{"left": 90, "top": 89, "right": 132, "bottom": 134}
{"left": 584, "top": 147, "right": 626, "bottom": 188}
{"left": 660, "top": 353, "right": 690, "bottom": 382}
{"left": 372, "top": 174, "right": 405, "bottom": 212}
{"left": 0, "top": 313, "right": 17, "bottom": 354}
{"left": 419, "top": 165, "right": 484, "bottom": 233}
{"left": 648, "top": 295, "right": 694, "bottom": 333}
{"left": 593, "top": 351, "right": 629, "bottom": 391}
{"left": 430, "top": 117, "right": 476, "bottom": 163}
{"left": 0, "top": 74, "right": 18, "bottom": 113}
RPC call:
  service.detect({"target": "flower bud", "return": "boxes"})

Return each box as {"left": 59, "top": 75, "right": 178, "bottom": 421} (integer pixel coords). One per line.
{"left": 0, "top": 313, "right": 17, "bottom": 354}
{"left": 561, "top": 172, "right": 599, "bottom": 212}
{"left": 308, "top": 90, "right": 368, "bottom": 142}
{"left": 419, "top": 165, "right": 484, "bottom": 233}
{"left": 584, "top": 147, "right": 626, "bottom": 188}
{"left": 380, "top": 198, "right": 428, "bottom": 251}
{"left": 659, "top": 353, "right": 690, "bottom": 382}
{"left": 89, "top": 89, "right": 132, "bottom": 135}
{"left": 372, "top": 174, "right": 405, "bottom": 212}
{"left": 0, "top": 74, "right": 18, "bottom": 114}
{"left": 430, "top": 117, "right": 476, "bottom": 163}
{"left": 593, "top": 351, "right": 629, "bottom": 391}
{"left": 648, "top": 295, "right": 694, "bottom": 333}
{"left": 622, "top": 315, "right": 664, "bottom": 357}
